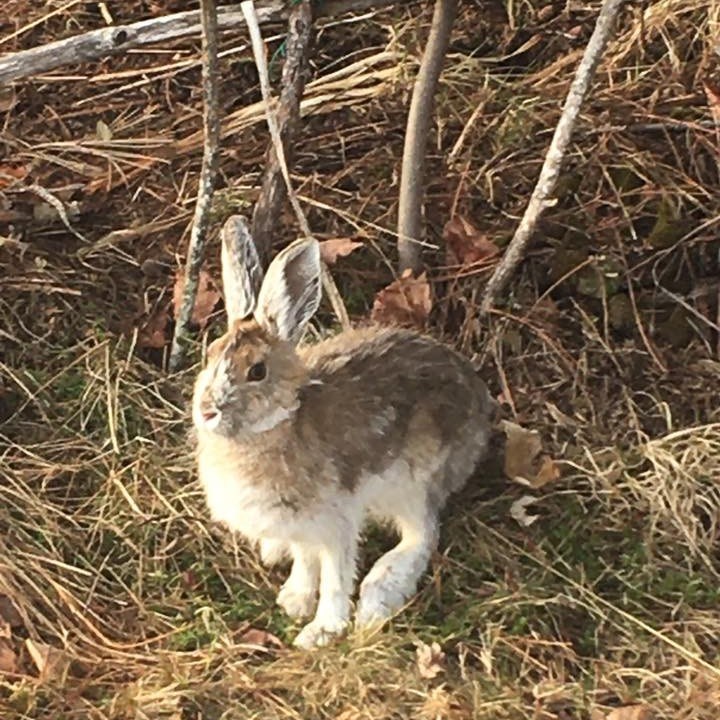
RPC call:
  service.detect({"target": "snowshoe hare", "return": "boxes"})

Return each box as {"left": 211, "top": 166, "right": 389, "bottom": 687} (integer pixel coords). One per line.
{"left": 193, "top": 216, "right": 494, "bottom": 648}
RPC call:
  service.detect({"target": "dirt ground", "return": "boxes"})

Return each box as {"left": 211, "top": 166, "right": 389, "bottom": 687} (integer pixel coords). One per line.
{"left": 1, "top": 1, "right": 720, "bottom": 718}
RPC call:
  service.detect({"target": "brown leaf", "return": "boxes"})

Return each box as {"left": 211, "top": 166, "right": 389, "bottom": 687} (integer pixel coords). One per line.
{"left": 319, "top": 238, "right": 363, "bottom": 265}
{"left": 173, "top": 268, "right": 221, "bottom": 330}
{"left": 606, "top": 706, "right": 654, "bottom": 720}
{"left": 0, "top": 640, "right": 18, "bottom": 675}
{"left": 137, "top": 305, "right": 171, "bottom": 349}
{"left": 443, "top": 216, "right": 500, "bottom": 266}
{"left": 416, "top": 641, "right": 446, "bottom": 679}
{"left": 501, "top": 421, "right": 561, "bottom": 488}
{"left": 510, "top": 495, "right": 540, "bottom": 527}
{"left": 371, "top": 270, "right": 432, "bottom": 329}
{"left": 25, "top": 639, "right": 69, "bottom": 682}
{"left": 0, "top": 163, "right": 29, "bottom": 189}
{"left": 237, "top": 627, "right": 284, "bottom": 651}
{"left": 535, "top": 455, "right": 561, "bottom": 486}
{"left": 0, "top": 595, "right": 23, "bottom": 628}
{"left": 703, "top": 79, "right": 720, "bottom": 126}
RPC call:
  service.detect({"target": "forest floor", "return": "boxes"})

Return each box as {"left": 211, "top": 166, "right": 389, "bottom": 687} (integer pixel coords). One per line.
{"left": 1, "top": 1, "right": 720, "bottom": 718}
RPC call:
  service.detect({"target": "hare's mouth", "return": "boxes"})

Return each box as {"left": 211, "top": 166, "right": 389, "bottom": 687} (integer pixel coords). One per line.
{"left": 198, "top": 405, "right": 222, "bottom": 430}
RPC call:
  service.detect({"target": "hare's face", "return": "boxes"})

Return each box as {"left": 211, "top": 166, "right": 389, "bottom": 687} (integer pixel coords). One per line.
{"left": 192, "top": 320, "right": 307, "bottom": 438}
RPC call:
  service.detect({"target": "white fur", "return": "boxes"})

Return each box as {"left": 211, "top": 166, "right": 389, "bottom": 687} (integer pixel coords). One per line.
{"left": 199, "top": 442, "right": 445, "bottom": 647}
{"left": 221, "top": 215, "right": 263, "bottom": 323}
{"left": 255, "top": 238, "right": 321, "bottom": 343}
{"left": 260, "top": 538, "right": 288, "bottom": 566}
{"left": 247, "top": 405, "right": 295, "bottom": 433}
{"left": 276, "top": 543, "right": 320, "bottom": 619}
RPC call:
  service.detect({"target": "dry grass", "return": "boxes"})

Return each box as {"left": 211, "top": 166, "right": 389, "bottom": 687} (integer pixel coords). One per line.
{"left": 1, "top": 1, "right": 720, "bottom": 718}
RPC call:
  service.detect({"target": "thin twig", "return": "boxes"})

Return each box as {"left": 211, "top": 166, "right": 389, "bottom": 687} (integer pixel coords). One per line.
{"left": 0, "top": 0, "right": 406, "bottom": 86}
{"left": 397, "top": 0, "right": 457, "bottom": 273}
{"left": 241, "top": 0, "right": 349, "bottom": 331}
{"left": 250, "top": 0, "right": 313, "bottom": 262}
{"left": 479, "top": 0, "right": 625, "bottom": 316}
{"left": 168, "top": 0, "right": 221, "bottom": 372}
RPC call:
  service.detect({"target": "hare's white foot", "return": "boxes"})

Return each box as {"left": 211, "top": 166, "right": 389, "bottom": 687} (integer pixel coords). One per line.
{"left": 293, "top": 539, "right": 356, "bottom": 648}
{"left": 293, "top": 615, "right": 348, "bottom": 649}
{"left": 277, "top": 583, "right": 317, "bottom": 619}
{"left": 277, "top": 543, "right": 320, "bottom": 619}
{"left": 356, "top": 516, "right": 437, "bottom": 628}
{"left": 260, "top": 538, "right": 288, "bottom": 567}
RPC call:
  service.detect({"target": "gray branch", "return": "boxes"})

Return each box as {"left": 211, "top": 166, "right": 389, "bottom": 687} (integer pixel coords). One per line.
{"left": 169, "top": 0, "right": 221, "bottom": 373}
{"left": 479, "top": 0, "right": 625, "bottom": 316}
{"left": 251, "top": 0, "right": 313, "bottom": 262}
{"left": 397, "top": 0, "right": 457, "bottom": 274}
{"left": 0, "top": 0, "right": 406, "bottom": 86}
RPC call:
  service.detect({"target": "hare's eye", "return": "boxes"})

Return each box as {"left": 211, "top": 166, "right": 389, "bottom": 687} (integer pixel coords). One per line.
{"left": 246, "top": 361, "right": 267, "bottom": 382}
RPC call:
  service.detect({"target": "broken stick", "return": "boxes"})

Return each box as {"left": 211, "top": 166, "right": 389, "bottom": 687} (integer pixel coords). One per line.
{"left": 250, "top": 0, "right": 313, "bottom": 262}
{"left": 397, "top": 0, "right": 458, "bottom": 274}
{"left": 479, "top": 0, "right": 624, "bottom": 316}
{"left": 241, "top": 0, "right": 350, "bottom": 331}
{"left": 0, "top": 0, "right": 404, "bottom": 86}
{"left": 169, "top": 0, "right": 221, "bottom": 372}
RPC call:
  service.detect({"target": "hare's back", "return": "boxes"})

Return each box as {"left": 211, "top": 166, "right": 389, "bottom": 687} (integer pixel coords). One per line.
{"left": 295, "top": 326, "right": 492, "bottom": 494}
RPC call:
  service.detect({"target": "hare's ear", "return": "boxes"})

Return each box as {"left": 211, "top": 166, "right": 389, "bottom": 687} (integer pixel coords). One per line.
{"left": 220, "top": 215, "right": 264, "bottom": 326}
{"left": 255, "top": 238, "right": 321, "bottom": 344}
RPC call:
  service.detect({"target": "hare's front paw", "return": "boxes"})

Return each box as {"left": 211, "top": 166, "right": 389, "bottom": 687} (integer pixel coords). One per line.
{"left": 277, "top": 583, "right": 317, "bottom": 620}
{"left": 293, "top": 616, "right": 348, "bottom": 649}
{"left": 260, "top": 538, "right": 288, "bottom": 567}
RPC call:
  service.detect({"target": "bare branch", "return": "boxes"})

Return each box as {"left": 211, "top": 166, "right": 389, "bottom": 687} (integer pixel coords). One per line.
{"left": 0, "top": 0, "right": 407, "bottom": 86}
{"left": 397, "top": 0, "right": 457, "bottom": 274}
{"left": 479, "top": 0, "right": 625, "bottom": 316}
{"left": 241, "top": 0, "right": 350, "bottom": 332}
{"left": 250, "top": 0, "right": 313, "bottom": 262}
{"left": 168, "top": 0, "right": 221, "bottom": 373}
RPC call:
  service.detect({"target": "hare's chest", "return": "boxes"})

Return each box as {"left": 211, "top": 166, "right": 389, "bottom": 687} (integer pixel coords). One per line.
{"left": 198, "top": 456, "right": 293, "bottom": 541}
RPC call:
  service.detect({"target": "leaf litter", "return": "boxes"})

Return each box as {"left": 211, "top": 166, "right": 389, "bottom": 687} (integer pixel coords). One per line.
{"left": 371, "top": 270, "right": 432, "bottom": 329}
{"left": 443, "top": 215, "right": 500, "bottom": 266}
{"left": 416, "top": 641, "right": 446, "bottom": 679}
{"left": 319, "top": 237, "right": 364, "bottom": 265}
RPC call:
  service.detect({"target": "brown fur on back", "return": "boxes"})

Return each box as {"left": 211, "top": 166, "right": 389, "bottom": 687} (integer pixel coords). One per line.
{"left": 294, "top": 325, "right": 492, "bottom": 496}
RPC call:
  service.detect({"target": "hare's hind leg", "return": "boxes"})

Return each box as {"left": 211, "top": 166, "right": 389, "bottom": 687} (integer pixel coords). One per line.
{"left": 276, "top": 542, "right": 320, "bottom": 619}
{"left": 355, "top": 502, "right": 439, "bottom": 628}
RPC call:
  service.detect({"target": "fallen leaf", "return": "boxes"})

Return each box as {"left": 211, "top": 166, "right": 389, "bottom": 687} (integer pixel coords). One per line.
{"left": 371, "top": 270, "right": 432, "bottom": 329}
{"left": 443, "top": 216, "right": 500, "bottom": 265}
{"left": 25, "top": 639, "right": 70, "bottom": 682}
{"left": 501, "top": 420, "right": 560, "bottom": 488}
{"left": 0, "top": 163, "right": 29, "bottom": 189}
{"left": 237, "top": 627, "right": 284, "bottom": 650}
{"left": 502, "top": 421, "right": 541, "bottom": 482}
{"left": 606, "top": 706, "right": 654, "bottom": 720}
{"left": 416, "top": 641, "right": 446, "bottom": 679}
{"left": 319, "top": 238, "right": 363, "bottom": 265}
{"left": 96, "top": 119, "right": 113, "bottom": 141}
{"left": 510, "top": 495, "right": 540, "bottom": 527}
{"left": 0, "top": 86, "right": 15, "bottom": 113}
{"left": 0, "top": 640, "right": 17, "bottom": 675}
{"left": 0, "top": 595, "right": 23, "bottom": 628}
{"left": 137, "top": 305, "right": 171, "bottom": 349}
{"left": 535, "top": 455, "right": 561, "bottom": 486}
{"left": 173, "top": 269, "right": 221, "bottom": 330}
{"left": 703, "top": 79, "right": 720, "bottom": 126}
